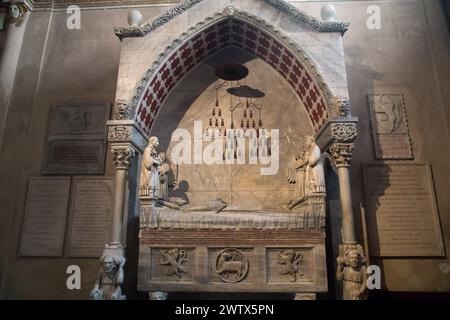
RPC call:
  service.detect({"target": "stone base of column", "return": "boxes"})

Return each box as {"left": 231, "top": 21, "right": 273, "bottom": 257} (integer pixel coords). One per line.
{"left": 149, "top": 291, "right": 168, "bottom": 300}
{"left": 294, "top": 293, "right": 316, "bottom": 300}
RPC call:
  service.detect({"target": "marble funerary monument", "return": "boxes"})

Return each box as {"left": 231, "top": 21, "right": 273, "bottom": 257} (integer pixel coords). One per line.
{"left": 96, "top": 0, "right": 365, "bottom": 300}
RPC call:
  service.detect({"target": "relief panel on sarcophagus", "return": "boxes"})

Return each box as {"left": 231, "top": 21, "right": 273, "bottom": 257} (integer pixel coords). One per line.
{"left": 150, "top": 248, "right": 195, "bottom": 283}
{"left": 266, "top": 247, "right": 316, "bottom": 284}
{"left": 208, "top": 248, "right": 255, "bottom": 285}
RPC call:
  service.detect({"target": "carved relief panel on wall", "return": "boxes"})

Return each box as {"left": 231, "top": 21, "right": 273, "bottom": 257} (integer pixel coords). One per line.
{"left": 367, "top": 94, "right": 413, "bottom": 160}
{"left": 44, "top": 104, "right": 111, "bottom": 174}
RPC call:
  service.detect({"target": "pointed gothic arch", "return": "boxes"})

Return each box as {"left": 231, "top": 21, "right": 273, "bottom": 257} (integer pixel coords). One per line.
{"left": 121, "top": 7, "right": 344, "bottom": 136}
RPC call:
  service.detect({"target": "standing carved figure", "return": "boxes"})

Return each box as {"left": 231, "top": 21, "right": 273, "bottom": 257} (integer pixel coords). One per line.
{"left": 286, "top": 136, "right": 325, "bottom": 209}
{"left": 140, "top": 136, "right": 161, "bottom": 199}
{"left": 336, "top": 246, "right": 368, "bottom": 300}
{"left": 158, "top": 152, "right": 177, "bottom": 201}
{"left": 305, "top": 135, "right": 325, "bottom": 194}
{"left": 90, "top": 255, "right": 125, "bottom": 300}
{"left": 287, "top": 151, "right": 308, "bottom": 209}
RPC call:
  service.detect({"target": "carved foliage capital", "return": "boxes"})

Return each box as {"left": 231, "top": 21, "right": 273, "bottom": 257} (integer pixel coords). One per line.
{"left": 111, "top": 145, "right": 137, "bottom": 170}
{"left": 329, "top": 143, "right": 354, "bottom": 168}
{"left": 331, "top": 122, "right": 357, "bottom": 143}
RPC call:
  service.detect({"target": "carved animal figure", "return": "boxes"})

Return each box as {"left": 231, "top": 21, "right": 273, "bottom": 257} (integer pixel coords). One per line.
{"left": 277, "top": 249, "right": 304, "bottom": 282}
{"left": 159, "top": 248, "right": 187, "bottom": 279}
{"left": 216, "top": 251, "right": 246, "bottom": 282}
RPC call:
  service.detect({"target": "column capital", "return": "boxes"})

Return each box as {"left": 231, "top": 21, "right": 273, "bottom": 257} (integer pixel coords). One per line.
{"left": 315, "top": 118, "right": 357, "bottom": 152}
{"left": 329, "top": 142, "right": 354, "bottom": 168}
{"left": 111, "top": 144, "right": 137, "bottom": 170}
{"left": 107, "top": 120, "right": 148, "bottom": 153}
{"left": 330, "top": 122, "right": 357, "bottom": 143}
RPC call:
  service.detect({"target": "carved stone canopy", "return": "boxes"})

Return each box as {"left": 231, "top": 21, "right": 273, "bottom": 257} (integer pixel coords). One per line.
{"left": 114, "top": 0, "right": 349, "bottom": 38}
{"left": 121, "top": 6, "right": 351, "bottom": 138}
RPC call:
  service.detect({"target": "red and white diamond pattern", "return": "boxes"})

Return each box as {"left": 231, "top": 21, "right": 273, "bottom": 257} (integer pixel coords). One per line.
{"left": 135, "top": 18, "right": 328, "bottom": 135}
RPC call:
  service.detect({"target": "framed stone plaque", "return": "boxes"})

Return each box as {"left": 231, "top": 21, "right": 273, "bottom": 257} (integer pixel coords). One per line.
{"left": 67, "top": 177, "right": 114, "bottom": 257}
{"left": 19, "top": 177, "right": 71, "bottom": 257}
{"left": 44, "top": 104, "right": 110, "bottom": 175}
{"left": 45, "top": 139, "right": 106, "bottom": 175}
{"left": 367, "top": 94, "right": 413, "bottom": 160}
{"left": 363, "top": 163, "right": 444, "bottom": 257}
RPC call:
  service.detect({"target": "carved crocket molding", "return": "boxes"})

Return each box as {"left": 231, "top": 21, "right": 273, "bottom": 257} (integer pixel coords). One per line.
{"left": 331, "top": 123, "right": 357, "bottom": 143}
{"left": 113, "top": 100, "right": 134, "bottom": 120}
{"left": 330, "top": 96, "right": 351, "bottom": 118}
{"left": 329, "top": 143, "right": 354, "bottom": 168}
{"left": 111, "top": 145, "right": 137, "bottom": 169}
{"left": 114, "top": 0, "right": 349, "bottom": 38}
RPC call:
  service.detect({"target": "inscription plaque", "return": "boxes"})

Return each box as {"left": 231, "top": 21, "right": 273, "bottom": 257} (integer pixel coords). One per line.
{"left": 67, "top": 177, "right": 114, "bottom": 257}
{"left": 19, "top": 177, "right": 70, "bottom": 257}
{"left": 44, "top": 104, "right": 110, "bottom": 175}
{"left": 367, "top": 94, "right": 413, "bottom": 160}
{"left": 45, "top": 140, "right": 106, "bottom": 175}
{"left": 363, "top": 164, "right": 444, "bottom": 256}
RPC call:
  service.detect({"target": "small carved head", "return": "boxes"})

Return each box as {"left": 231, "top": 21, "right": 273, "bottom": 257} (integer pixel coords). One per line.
{"left": 159, "top": 152, "right": 166, "bottom": 162}
{"left": 100, "top": 255, "right": 118, "bottom": 273}
{"left": 113, "top": 100, "right": 130, "bottom": 120}
{"left": 149, "top": 136, "right": 159, "bottom": 148}
{"left": 345, "top": 249, "right": 366, "bottom": 269}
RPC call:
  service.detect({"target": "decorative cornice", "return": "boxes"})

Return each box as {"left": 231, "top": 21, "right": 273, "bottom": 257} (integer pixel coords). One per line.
{"left": 27, "top": 0, "right": 179, "bottom": 10}
{"left": 115, "top": 0, "right": 349, "bottom": 38}
{"left": 111, "top": 144, "right": 137, "bottom": 169}
{"left": 126, "top": 7, "right": 338, "bottom": 127}
{"left": 329, "top": 142, "right": 354, "bottom": 168}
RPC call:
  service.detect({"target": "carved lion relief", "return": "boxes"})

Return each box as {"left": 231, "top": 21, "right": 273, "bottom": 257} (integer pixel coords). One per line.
{"left": 277, "top": 249, "right": 304, "bottom": 282}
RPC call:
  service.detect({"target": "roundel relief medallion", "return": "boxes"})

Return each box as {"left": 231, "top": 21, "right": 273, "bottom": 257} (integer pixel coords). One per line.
{"left": 215, "top": 248, "right": 249, "bottom": 283}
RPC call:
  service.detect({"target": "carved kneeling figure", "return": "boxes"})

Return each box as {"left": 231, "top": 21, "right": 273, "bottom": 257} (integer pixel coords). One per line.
{"left": 90, "top": 255, "right": 126, "bottom": 300}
